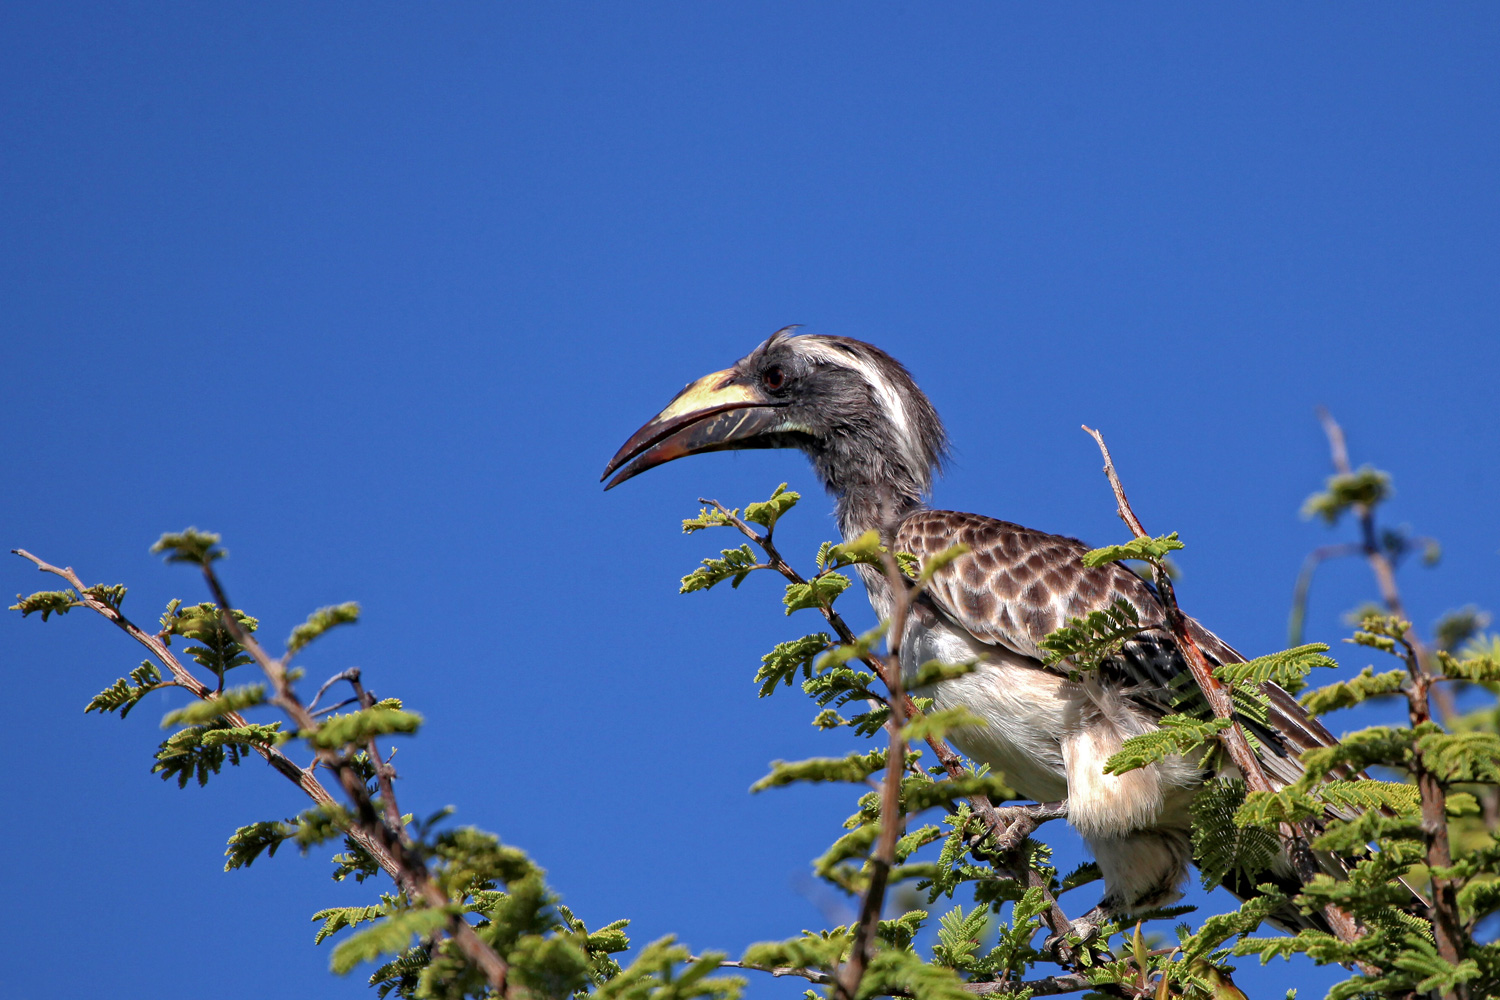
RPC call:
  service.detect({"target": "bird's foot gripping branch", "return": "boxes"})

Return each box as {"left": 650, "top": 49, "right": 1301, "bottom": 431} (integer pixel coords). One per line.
{"left": 11, "top": 533, "right": 747, "bottom": 1000}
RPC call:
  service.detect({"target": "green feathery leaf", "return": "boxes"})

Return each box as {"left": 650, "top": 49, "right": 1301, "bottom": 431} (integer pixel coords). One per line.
{"left": 597, "top": 937, "right": 745, "bottom": 1000}
{"left": 10, "top": 589, "right": 79, "bottom": 620}
{"left": 224, "top": 819, "right": 295, "bottom": 871}
{"left": 331, "top": 907, "right": 451, "bottom": 975}
{"left": 908, "top": 659, "right": 978, "bottom": 688}
{"left": 1190, "top": 779, "right": 1280, "bottom": 890}
{"left": 287, "top": 602, "right": 361, "bottom": 655}
{"left": 85, "top": 660, "right": 164, "bottom": 719}
{"left": 153, "top": 719, "right": 269, "bottom": 787}
{"left": 752, "top": 749, "right": 892, "bottom": 792}
{"left": 151, "top": 527, "right": 227, "bottom": 565}
{"left": 902, "top": 707, "right": 982, "bottom": 744}
{"left": 160, "top": 602, "right": 260, "bottom": 681}
{"left": 1438, "top": 648, "right": 1500, "bottom": 684}
{"left": 682, "top": 507, "right": 740, "bottom": 533}
{"left": 312, "top": 901, "right": 396, "bottom": 946}
{"left": 1103, "top": 715, "right": 1230, "bottom": 775}
{"left": 1302, "top": 466, "right": 1391, "bottom": 524}
{"left": 309, "top": 707, "right": 423, "bottom": 749}
{"left": 1300, "top": 667, "right": 1407, "bottom": 716}
{"left": 1041, "top": 598, "right": 1147, "bottom": 671}
{"left": 743, "top": 484, "right": 799, "bottom": 531}
{"left": 1213, "top": 643, "right": 1336, "bottom": 696}
{"left": 681, "top": 545, "right": 760, "bottom": 593}
{"left": 161, "top": 683, "right": 266, "bottom": 728}
{"left": 1082, "top": 533, "right": 1185, "bottom": 567}
{"left": 822, "top": 529, "right": 885, "bottom": 570}
{"left": 783, "top": 573, "right": 851, "bottom": 614}
{"left": 755, "top": 633, "right": 832, "bottom": 696}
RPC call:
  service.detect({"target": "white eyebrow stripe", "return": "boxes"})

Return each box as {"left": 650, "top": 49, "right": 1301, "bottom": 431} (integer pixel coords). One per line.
{"left": 797, "top": 339, "right": 926, "bottom": 486}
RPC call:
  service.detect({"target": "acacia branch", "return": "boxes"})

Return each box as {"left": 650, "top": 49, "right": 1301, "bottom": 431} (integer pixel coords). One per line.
{"left": 835, "top": 552, "right": 913, "bottom": 1000}
{"left": 196, "top": 561, "right": 511, "bottom": 994}
{"left": 348, "top": 668, "right": 409, "bottom": 843}
{"left": 1078, "top": 427, "right": 1363, "bottom": 948}
{"left": 10, "top": 549, "right": 398, "bottom": 865}
{"left": 1076, "top": 431, "right": 1266, "bottom": 777}
{"left": 17, "top": 546, "right": 509, "bottom": 990}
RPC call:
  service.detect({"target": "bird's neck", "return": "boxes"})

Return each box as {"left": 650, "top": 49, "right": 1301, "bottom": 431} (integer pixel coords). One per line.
{"left": 834, "top": 485, "right": 921, "bottom": 540}
{"left": 800, "top": 428, "right": 933, "bottom": 540}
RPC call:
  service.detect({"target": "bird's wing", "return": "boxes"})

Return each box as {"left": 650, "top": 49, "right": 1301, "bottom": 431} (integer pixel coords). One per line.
{"left": 894, "top": 509, "right": 1341, "bottom": 780}
{"left": 893, "top": 509, "right": 1180, "bottom": 689}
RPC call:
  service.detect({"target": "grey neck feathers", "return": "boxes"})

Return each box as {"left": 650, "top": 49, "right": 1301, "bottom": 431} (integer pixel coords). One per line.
{"left": 804, "top": 435, "right": 932, "bottom": 540}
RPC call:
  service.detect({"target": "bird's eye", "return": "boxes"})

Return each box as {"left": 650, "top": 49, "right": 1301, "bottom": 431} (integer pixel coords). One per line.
{"left": 763, "top": 365, "right": 786, "bottom": 391}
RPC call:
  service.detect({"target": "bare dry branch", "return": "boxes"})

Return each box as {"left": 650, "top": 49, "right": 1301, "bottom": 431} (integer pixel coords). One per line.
{"left": 1078, "top": 427, "right": 1363, "bottom": 947}
{"left": 1288, "top": 543, "right": 1363, "bottom": 645}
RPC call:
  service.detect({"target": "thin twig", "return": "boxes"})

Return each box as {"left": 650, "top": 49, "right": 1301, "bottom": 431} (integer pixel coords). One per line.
{"left": 309, "top": 667, "right": 360, "bottom": 712}
{"left": 348, "top": 669, "right": 409, "bottom": 846}
{"left": 1288, "top": 543, "right": 1363, "bottom": 646}
{"left": 1315, "top": 408, "right": 1456, "bottom": 723}
{"left": 311, "top": 696, "right": 361, "bottom": 718}
{"left": 1078, "top": 428, "right": 1363, "bottom": 948}
{"left": 1076, "top": 431, "right": 1269, "bottom": 780}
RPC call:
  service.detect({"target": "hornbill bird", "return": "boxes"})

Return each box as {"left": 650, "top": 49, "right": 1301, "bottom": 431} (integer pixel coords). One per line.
{"left": 601, "top": 328, "right": 1342, "bottom": 936}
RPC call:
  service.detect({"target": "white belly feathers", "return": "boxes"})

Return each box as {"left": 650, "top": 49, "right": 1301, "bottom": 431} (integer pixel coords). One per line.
{"left": 899, "top": 613, "right": 1195, "bottom": 837}
{"left": 901, "top": 614, "right": 1072, "bottom": 803}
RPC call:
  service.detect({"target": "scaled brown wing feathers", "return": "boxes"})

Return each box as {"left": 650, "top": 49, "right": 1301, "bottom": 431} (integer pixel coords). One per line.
{"left": 894, "top": 509, "right": 1342, "bottom": 783}
{"left": 894, "top": 510, "right": 1183, "bottom": 690}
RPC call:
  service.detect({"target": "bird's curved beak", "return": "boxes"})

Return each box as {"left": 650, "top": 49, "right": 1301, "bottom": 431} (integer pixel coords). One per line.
{"left": 601, "top": 368, "right": 787, "bottom": 489}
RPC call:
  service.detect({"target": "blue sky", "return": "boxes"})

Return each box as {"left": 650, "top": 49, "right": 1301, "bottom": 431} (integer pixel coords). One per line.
{"left": 4, "top": 5, "right": 1498, "bottom": 998}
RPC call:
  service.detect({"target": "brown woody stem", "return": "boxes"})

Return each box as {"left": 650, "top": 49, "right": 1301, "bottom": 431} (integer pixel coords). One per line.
{"left": 1396, "top": 632, "right": 1466, "bottom": 1000}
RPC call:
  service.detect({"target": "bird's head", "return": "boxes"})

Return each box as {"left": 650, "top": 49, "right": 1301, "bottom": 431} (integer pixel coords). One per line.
{"left": 602, "top": 328, "right": 947, "bottom": 531}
